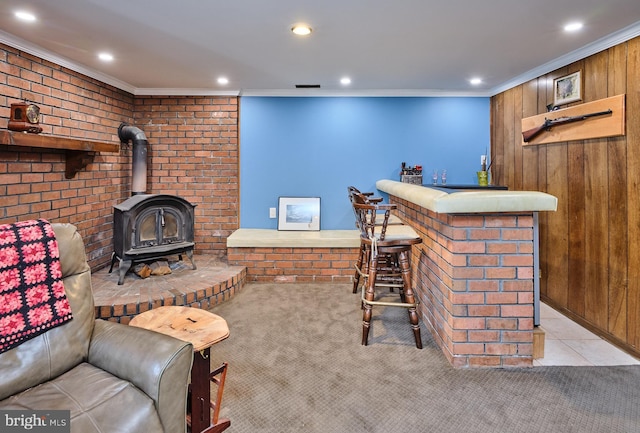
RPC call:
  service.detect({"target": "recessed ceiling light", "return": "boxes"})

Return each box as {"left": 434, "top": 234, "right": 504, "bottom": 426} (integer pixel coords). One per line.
{"left": 564, "top": 22, "right": 583, "bottom": 32}
{"left": 217, "top": 77, "right": 229, "bottom": 85}
{"left": 98, "top": 52, "right": 114, "bottom": 62}
{"left": 470, "top": 78, "right": 482, "bottom": 85}
{"left": 15, "top": 11, "right": 36, "bottom": 22}
{"left": 291, "top": 24, "right": 312, "bottom": 36}
{"left": 340, "top": 77, "right": 351, "bottom": 86}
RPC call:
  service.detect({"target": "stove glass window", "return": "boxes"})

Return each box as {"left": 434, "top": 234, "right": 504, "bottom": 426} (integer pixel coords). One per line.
{"left": 139, "top": 212, "right": 157, "bottom": 244}
{"left": 162, "top": 211, "right": 179, "bottom": 241}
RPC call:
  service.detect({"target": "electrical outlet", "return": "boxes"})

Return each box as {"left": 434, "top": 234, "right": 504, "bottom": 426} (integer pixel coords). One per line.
{"left": 269, "top": 207, "right": 277, "bottom": 218}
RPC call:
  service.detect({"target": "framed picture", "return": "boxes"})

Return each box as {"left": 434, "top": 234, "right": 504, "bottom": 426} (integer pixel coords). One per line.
{"left": 553, "top": 71, "right": 582, "bottom": 106}
{"left": 278, "top": 197, "right": 320, "bottom": 231}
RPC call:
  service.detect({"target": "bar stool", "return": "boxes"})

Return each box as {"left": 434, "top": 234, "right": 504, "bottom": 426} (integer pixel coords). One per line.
{"left": 347, "top": 186, "right": 403, "bottom": 225}
{"left": 351, "top": 194, "right": 423, "bottom": 349}
{"left": 347, "top": 186, "right": 404, "bottom": 294}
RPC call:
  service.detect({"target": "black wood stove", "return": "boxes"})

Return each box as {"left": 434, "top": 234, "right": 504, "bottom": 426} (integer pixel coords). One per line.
{"left": 110, "top": 194, "right": 196, "bottom": 284}
{"left": 110, "top": 124, "right": 196, "bottom": 284}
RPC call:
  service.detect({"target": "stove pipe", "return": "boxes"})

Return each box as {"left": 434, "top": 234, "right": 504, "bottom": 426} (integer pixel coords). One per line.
{"left": 118, "top": 123, "right": 148, "bottom": 195}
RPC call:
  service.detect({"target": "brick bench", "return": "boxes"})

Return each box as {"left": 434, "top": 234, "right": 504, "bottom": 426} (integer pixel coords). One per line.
{"left": 226, "top": 229, "right": 360, "bottom": 283}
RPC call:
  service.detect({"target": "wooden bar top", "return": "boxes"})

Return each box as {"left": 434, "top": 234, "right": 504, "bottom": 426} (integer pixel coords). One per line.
{"left": 376, "top": 179, "right": 557, "bottom": 214}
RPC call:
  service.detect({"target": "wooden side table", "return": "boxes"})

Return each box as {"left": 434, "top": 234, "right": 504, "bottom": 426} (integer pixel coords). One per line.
{"left": 130, "top": 306, "right": 231, "bottom": 433}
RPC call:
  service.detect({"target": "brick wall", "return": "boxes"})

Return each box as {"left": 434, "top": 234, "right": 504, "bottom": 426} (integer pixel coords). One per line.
{"left": 0, "top": 43, "right": 239, "bottom": 269}
{"left": 227, "top": 246, "right": 358, "bottom": 283}
{"left": 0, "top": 43, "right": 134, "bottom": 269}
{"left": 391, "top": 195, "right": 535, "bottom": 368}
{"left": 132, "top": 96, "right": 239, "bottom": 254}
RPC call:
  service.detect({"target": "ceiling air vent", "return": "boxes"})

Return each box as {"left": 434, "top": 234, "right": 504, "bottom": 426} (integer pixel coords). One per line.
{"left": 295, "top": 84, "right": 321, "bottom": 88}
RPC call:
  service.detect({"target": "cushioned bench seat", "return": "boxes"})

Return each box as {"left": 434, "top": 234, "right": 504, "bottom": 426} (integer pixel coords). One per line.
{"left": 227, "top": 228, "right": 360, "bottom": 248}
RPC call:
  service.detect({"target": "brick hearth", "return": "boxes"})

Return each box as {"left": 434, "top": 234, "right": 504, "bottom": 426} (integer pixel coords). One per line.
{"left": 91, "top": 255, "right": 246, "bottom": 323}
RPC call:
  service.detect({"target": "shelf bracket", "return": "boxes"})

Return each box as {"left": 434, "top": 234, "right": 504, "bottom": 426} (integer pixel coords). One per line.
{"left": 65, "top": 150, "right": 96, "bottom": 179}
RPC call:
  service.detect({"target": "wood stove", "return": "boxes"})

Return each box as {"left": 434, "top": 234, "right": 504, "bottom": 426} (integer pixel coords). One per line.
{"left": 109, "top": 123, "right": 197, "bottom": 284}
{"left": 110, "top": 194, "right": 196, "bottom": 284}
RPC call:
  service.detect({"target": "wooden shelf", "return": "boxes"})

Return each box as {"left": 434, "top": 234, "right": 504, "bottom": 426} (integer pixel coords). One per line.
{"left": 0, "top": 130, "right": 120, "bottom": 178}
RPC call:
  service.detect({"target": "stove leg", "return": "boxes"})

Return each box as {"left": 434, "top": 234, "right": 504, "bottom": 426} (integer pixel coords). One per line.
{"left": 186, "top": 250, "right": 197, "bottom": 270}
{"left": 108, "top": 252, "right": 117, "bottom": 273}
{"left": 117, "top": 259, "right": 132, "bottom": 285}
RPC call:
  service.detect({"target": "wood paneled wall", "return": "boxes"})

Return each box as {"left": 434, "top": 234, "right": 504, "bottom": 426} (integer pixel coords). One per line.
{"left": 491, "top": 36, "right": 640, "bottom": 357}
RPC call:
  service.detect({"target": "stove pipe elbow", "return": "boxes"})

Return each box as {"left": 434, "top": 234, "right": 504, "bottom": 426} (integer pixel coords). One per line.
{"left": 118, "top": 123, "right": 148, "bottom": 195}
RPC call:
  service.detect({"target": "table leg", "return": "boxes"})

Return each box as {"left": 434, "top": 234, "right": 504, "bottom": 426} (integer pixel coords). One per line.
{"left": 190, "top": 348, "right": 211, "bottom": 433}
{"left": 189, "top": 349, "right": 231, "bottom": 433}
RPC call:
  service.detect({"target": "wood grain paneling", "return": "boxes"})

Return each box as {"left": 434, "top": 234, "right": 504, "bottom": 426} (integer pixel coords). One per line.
{"left": 491, "top": 35, "right": 640, "bottom": 357}
{"left": 606, "top": 43, "right": 628, "bottom": 342}
{"left": 627, "top": 37, "right": 640, "bottom": 350}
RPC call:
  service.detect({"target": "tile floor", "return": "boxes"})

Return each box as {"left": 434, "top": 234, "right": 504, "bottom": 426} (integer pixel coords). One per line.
{"left": 535, "top": 302, "right": 640, "bottom": 366}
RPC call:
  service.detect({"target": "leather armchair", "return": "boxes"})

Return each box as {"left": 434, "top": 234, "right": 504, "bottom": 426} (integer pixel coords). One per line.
{"left": 0, "top": 223, "right": 194, "bottom": 433}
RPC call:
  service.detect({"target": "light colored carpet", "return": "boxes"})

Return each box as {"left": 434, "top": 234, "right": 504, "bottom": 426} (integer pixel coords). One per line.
{"left": 208, "top": 283, "right": 640, "bottom": 433}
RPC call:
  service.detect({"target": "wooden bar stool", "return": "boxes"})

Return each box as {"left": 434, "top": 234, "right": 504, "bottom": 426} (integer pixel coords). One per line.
{"left": 347, "top": 186, "right": 404, "bottom": 294}
{"left": 351, "top": 195, "right": 423, "bottom": 349}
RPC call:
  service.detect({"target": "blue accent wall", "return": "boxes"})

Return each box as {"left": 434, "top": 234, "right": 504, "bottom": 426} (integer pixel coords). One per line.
{"left": 240, "top": 96, "right": 490, "bottom": 230}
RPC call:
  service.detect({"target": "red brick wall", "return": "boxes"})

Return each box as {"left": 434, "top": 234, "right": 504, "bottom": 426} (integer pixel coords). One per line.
{"left": 227, "top": 246, "right": 358, "bottom": 283}
{"left": 0, "top": 43, "right": 239, "bottom": 269}
{"left": 0, "top": 43, "right": 134, "bottom": 269}
{"left": 132, "top": 96, "right": 239, "bottom": 254}
{"left": 391, "top": 195, "right": 535, "bottom": 368}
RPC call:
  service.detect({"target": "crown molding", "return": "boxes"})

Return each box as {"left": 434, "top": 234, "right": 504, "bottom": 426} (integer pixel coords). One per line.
{"left": 489, "top": 20, "right": 640, "bottom": 96}
{"left": 134, "top": 88, "right": 240, "bottom": 96}
{"left": 238, "top": 89, "right": 488, "bottom": 97}
{"left": 0, "top": 30, "right": 136, "bottom": 95}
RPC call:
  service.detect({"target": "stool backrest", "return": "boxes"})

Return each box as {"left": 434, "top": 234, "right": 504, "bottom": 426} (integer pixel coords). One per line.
{"left": 347, "top": 186, "right": 385, "bottom": 231}
{"left": 347, "top": 186, "right": 383, "bottom": 203}
{"left": 351, "top": 191, "right": 396, "bottom": 241}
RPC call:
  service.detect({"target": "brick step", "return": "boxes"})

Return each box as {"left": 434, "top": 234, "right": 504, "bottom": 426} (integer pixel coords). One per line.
{"left": 91, "top": 255, "right": 246, "bottom": 323}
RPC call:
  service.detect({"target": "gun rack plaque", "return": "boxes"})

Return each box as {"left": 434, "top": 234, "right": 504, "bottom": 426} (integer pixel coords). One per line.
{"left": 521, "top": 94, "right": 625, "bottom": 146}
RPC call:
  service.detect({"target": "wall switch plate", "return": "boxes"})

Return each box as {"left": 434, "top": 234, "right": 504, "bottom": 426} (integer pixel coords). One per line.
{"left": 269, "top": 207, "right": 277, "bottom": 218}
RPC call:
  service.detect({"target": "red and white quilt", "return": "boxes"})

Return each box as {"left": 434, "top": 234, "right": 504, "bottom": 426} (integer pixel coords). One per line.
{"left": 0, "top": 219, "right": 73, "bottom": 354}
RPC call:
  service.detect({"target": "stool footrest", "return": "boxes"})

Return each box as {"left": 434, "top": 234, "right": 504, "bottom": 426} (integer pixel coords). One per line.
{"left": 361, "top": 286, "right": 418, "bottom": 308}
{"left": 354, "top": 264, "right": 403, "bottom": 287}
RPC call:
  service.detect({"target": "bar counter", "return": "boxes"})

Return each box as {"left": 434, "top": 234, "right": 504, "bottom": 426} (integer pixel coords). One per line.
{"left": 376, "top": 179, "right": 557, "bottom": 214}
{"left": 376, "top": 179, "right": 557, "bottom": 368}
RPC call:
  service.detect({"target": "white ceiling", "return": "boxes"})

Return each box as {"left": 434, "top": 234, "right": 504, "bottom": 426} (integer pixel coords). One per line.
{"left": 1, "top": 0, "right": 640, "bottom": 97}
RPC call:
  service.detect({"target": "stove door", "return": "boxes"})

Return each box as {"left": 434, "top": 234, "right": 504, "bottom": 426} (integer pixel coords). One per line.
{"left": 134, "top": 206, "right": 184, "bottom": 248}
{"left": 161, "top": 208, "right": 182, "bottom": 244}
{"left": 136, "top": 208, "right": 160, "bottom": 247}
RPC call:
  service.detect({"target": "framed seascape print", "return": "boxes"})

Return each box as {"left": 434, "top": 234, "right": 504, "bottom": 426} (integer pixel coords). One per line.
{"left": 278, "top": 197, "right": 320, "bottom": 231}
{"left": 553, "top": 71, "right": 582, "bottom": 106}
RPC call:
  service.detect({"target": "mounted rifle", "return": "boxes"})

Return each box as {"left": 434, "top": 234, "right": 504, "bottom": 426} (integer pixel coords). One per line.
{"left": 522, "top": 109, "right": 612, "bottom": 142}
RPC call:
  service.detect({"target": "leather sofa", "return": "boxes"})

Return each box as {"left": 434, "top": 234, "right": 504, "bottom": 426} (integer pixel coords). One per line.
{"left": 0, "top": 223, "right": 194, "bottom": 433}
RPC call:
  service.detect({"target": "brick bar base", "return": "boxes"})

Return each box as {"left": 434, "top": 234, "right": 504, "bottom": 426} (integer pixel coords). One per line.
{"left": 227, "top": 246, "right": 359, "bottom": 283}
{"left": 391, "top": 195, "right": 535, "bottom": 368}
{"left": 91, "top": 255, "right": 247, "bottom": 323}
